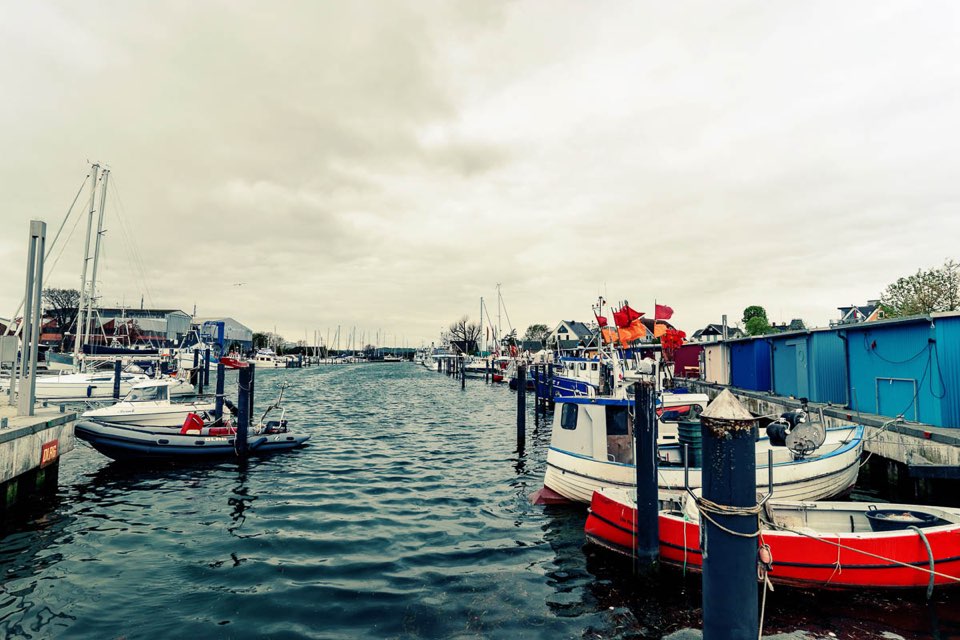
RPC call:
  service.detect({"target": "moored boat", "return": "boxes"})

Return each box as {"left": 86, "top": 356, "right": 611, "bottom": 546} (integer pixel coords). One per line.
{"left": 585, "top": 487, "right": 960, "bottom": 590}
{"left": 542, "top": 394, "right": 864, "bottom": 504}
{"left": 81, "top": 380, "right": 215, "bottom": 427}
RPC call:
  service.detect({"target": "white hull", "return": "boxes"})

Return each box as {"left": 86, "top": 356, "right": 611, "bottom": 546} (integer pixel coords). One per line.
{"left": 544, "top": 426, "right": 864, "bottom": 505}
{"left": 83, "top": 401, "right": 217, "bottom": 427}
{"left": 1, "top": 373, "right": 150, "bottom": 400}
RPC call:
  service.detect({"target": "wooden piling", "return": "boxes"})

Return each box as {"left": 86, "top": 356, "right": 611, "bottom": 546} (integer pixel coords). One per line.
{"left": 112, "top": 359, "right": 122, "bottom": 400}
{"left": 236, "top": 364, "right": 252, "bottom": 457}
{"left": 633, "top": 381, "right": 659, "bottom": 572}
{"left": 203, "top": 348, "right": 211, "bottom": 387}
{"left": 460, "top": 356, "right": 465, "bottom": 389}
{"left": 700, "top": 389, "right": 759, "bottom": 640}
{"left": 214, "top": 361, "right": 225, "bottom": 420}
{"left": 517, "top": 364, "right": 526, "bottom": 449}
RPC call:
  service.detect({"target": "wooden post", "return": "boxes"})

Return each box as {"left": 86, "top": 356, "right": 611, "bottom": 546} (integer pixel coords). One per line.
{"left": 197, "top": 352, "right": 205, "bottom": 395}
{"left": 112, "top": 359, "right": 122, "bottom": 400}
{"left": 533, "top": 364, "right": 541, "bottom": 414}
{"left": 248, "top": 362, "right": 256, "bottom": 422}
{"left": 236, "top": 364, "right": 252, "bottom": 457}
{"left": 700, "top": 390, "right": 759, "bottom": 640}
{"left": 203, "top": 348, "right": 211, "bottom": 387}
{"left": 633, "top": 381, "right": 659, "bottom": 571}
{"left": 460, "top": 355, "right": 465, "bottom": 389}
{"left": 214, "top": 361, "right": 225, "bottom": 420}
{"left": 517, "top": 363, "right": 526, "bottom": 450}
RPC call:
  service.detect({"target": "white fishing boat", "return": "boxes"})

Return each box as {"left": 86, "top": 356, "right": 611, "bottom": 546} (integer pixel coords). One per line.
{"left": 247, "top": 349, "right": 290, "bottom": 368}
{"left": 81, "top": 380, "right": 214, "bottom": 427}
{"left": 542, "top": 395, "right": 864, "bottom": 504}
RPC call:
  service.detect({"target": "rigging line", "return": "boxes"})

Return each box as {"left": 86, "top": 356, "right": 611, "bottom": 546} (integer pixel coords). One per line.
{"left": 109, "top": 176, "right": 156, "bottom": 307}
{"left": 3, "top": 172, "right": 92, "bottom": 335}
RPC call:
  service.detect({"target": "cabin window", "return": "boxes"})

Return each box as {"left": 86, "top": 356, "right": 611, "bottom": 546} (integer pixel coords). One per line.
{"left": 606, "top": 406, "right": 629, "bottom": 436}
{"left": 127, "top": 386, "right": 164, "bottom": 402}
{"left": 579, "top": 363, "right": 586, "bottom": 371}
{"left": 591, "top": 363, "right": 598, "bottom": 371}
{"left": 560, "top": 403, "right": 578, "bottom": 430}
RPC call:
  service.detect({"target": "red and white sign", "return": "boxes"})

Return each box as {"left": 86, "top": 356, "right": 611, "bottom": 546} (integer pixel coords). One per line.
{"left": 40, "top": 439, "right": 59, "bottom": 468}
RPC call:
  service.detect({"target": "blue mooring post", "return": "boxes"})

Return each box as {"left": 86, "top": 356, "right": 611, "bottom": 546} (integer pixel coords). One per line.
{"left": 192, "top": 349, "right": 199, "bottom": 388}
{"left": 533, "top": 364, "right": 541, "bottom": 416}
{"left": 633, "top": 381, "right": 659, "bottom": 572}
{"left": 248, "top": 362, "right": 256, "bottom": 422}
{"left": 236, "top": 365, "right": 251, "bottom": 457}
{"left": 700, "top": 389, "right": 759, "bottom": 640}
{"left": 203, "top": 348, "right": 210, "bottom": 387}
{"left": 517, "top": 363, "right": 526, "bottom": 450}
{"left": 214, "top": 362, "right": 225, "bottom": 420}
{"left": 112, "top": 359, "right": 122, "bottom": 400}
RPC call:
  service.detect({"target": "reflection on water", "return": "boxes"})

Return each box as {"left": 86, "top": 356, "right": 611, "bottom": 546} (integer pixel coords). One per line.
{"left": 0, "top": 365, "right": 956, "bottom": 639}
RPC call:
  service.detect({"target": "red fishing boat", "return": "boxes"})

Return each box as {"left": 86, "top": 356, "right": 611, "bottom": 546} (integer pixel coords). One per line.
{"left": 585, "top": 487, "right": 960, "bottom": 590}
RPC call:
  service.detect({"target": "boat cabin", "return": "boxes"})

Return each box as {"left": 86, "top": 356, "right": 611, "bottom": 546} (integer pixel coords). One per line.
{"left": 122, "top": 382, "right": 172, "bottom": 403}
{"left": 550, "top": 392, "right": 711, "bottom": 465}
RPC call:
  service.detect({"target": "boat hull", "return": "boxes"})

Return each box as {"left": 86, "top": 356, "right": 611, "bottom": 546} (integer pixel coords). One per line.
{"left": 586, "top": 489, "right": 960, "bottom": 589}
{"left": 75, "top": 420, "right": 310, "bottom": 461}
{"left": 544, "top": 425, "right": 864, "bottom": 504}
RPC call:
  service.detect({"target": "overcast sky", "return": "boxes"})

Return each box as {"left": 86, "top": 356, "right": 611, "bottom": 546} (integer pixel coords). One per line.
{"left": 1, "top": 1, "right": 958, "bottom": 346}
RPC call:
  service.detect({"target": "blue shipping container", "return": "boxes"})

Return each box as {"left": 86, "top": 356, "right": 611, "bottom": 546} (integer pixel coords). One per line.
{"left": 729, "top": 338, "right": 772, "bottom": 392}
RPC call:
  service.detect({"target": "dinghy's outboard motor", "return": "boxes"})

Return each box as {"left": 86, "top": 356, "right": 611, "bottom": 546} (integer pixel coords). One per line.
{"left": 786, "top": 420, "right": 827, "bottom": 459}
{"left": 766, "top": 406, "right": 808, "bottom": 447}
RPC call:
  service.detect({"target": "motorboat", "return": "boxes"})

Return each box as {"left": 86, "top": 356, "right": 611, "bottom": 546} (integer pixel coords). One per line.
{"left": 81, "top": 380, "right": 215, "bottom": 427}
{"left": 75, "top": 385, "right": 309, "bottom": 461}
{"left": 248, "top": 349, "right": 291, "bottom": 368}
{"left": 542, "top": 394, "right": 864, "bottom": 504}
{"left": 586, "top": 488, "right": 960, "bottom": 590}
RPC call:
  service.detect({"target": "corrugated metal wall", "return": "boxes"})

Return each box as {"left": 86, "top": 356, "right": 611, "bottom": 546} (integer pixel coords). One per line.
{"left": 674, "top": 344, "right": 702, "bottom": 378}
{"left": 934, "top": 316, "right": 960, "bottom": 428}
{"left": 843, "top": 319, "right": 941, "bottom": 425}
{"left": 703, "top": 343, "right": 729, "bottom": 385}
{"left": 730, "top": 339, "right": 772, "bottom": 391}
{"left": 809, "top": 331, "right": 847, "bottom": 405}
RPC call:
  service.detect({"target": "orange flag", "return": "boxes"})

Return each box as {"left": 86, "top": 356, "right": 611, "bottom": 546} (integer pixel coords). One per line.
{"left": 618, "top": 318, "right": 647, "bottom": 346}
{"left": 601, "top": 327, "right": 619, "bottom": 345}
{"left": 653, "top": 323, "right": 667, "bottom": 338}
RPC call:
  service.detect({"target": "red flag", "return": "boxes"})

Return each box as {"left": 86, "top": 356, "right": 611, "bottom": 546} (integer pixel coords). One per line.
{"left": 655, "top": 304, "right": 674, "bottom": 320}
{"left": 613, "top": 304, "right": 643, "bottom": 328}
{"left": 596, "top": 315, "right": 608, "bottom": 328}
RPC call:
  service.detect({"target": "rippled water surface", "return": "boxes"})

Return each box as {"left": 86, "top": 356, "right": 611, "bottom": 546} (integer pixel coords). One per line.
{"left": 1, "top": 364, "right": 958, "bottom": 639}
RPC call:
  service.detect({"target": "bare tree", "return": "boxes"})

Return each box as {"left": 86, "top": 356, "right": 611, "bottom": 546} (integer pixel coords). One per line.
{"left": 448, "top": 315, "right": 481, "bottom": 353}
{"left": 42, "top": 288, "right": 80, "bottom": 349}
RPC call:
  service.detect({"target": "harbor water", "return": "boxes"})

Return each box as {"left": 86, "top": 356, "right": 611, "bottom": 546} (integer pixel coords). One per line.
{"left": 1, "top": 364, "right": 958, "bottom": 639}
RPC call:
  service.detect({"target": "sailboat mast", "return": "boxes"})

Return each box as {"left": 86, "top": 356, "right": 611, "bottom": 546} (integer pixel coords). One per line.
{"left": 84, "top": 168, "right": 110, "bottom": 348}
{"left": 480, "top": 297, "right": 484, "bottom": 353}
{"left": 74, "top": 164, "right": 99, "bottom": 363}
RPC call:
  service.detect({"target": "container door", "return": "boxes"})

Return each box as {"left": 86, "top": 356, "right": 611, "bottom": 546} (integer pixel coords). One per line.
{"left": 793, "top": 340, "right": 809, "bottom": 398}
{"left": 876, "top": 378, "right": 918, "bottom": 421}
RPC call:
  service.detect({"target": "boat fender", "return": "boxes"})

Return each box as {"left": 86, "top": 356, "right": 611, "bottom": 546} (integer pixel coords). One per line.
{"left": 766, "top": 420, "right": 790, "bottom": 447}
{"left": 180, "top": 412, "right": 205, "bottom": 435}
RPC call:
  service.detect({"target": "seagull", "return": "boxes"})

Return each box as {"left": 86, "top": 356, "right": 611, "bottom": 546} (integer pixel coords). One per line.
{"left": 233, "top": 282, "right": 247, "bottom": 287}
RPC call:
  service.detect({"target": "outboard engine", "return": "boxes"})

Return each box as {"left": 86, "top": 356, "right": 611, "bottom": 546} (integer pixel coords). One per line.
{"left": 223, "top": 398, "right": 240, "bottom": 417}
{"left": 766, "top": 407, "right": 807, "bottom": 447}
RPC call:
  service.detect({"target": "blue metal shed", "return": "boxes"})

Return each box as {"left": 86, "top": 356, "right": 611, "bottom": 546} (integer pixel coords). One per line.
{"left": 840, "top": 312, "right": 960, "bottom": 427}
{"left": 769, "top": 328, "right": 847, "bottom": 405}
{"left": 729, "top": 337, "right": 772, "bottom": 392}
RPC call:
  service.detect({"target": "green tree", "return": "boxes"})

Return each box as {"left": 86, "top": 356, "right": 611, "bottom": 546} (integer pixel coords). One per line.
{"left": 742, "top": 305, "right": 768, "bottom": 325}
{"left": 881, "top": 259, "right": 960, "bottom": 317}
{"left": 745, "top": 315, "right": 773, "bottom": 336}
{"left": 523, "top": 323, "right": 550, "bottom": 344}
{"left": 252, "top": 332, "right": 269, "bottom": 349}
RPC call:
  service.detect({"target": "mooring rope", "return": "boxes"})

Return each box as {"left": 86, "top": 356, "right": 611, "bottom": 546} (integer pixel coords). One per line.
{"left": 909, "top": 525, "right": 936, "bottom": 600}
